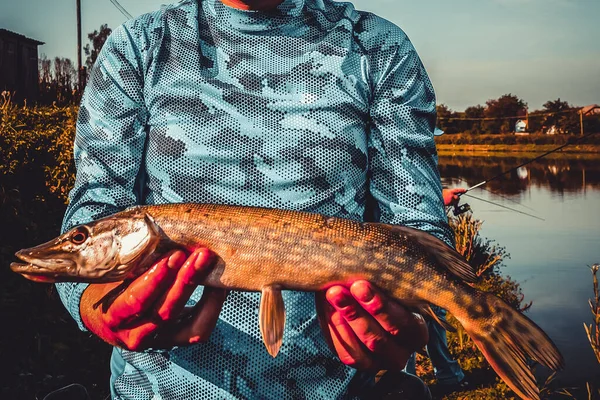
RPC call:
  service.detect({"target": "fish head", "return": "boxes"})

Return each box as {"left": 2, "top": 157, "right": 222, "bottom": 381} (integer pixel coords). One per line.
{"left": 11, "top": 211, "right": 161, "bottom": 283}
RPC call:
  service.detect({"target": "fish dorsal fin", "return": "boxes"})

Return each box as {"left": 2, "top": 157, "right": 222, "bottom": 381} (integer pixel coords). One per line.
{"left": 379, "top": 224, "right": 477, "bottom": 283}
{"left": 259, "top": 286, "right": 286, "bottom": 357}
{"left": 414, "top": 304, "right": 457, "bottom": 333}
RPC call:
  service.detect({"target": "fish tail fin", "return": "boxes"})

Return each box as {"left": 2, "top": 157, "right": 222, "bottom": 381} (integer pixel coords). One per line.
{"left": 454, "top": 292, "right": 564, "bottom": 400}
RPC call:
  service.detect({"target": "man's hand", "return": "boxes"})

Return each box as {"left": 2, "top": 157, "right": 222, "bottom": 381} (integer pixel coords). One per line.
{"left": 442, "top": 188, "right": 466, "bottom": 207}
{"left": 80, "top": 249, "right": 228, "bottom": 351}
{"left": 317, "top": 281, "right": 428, "bottom": 371}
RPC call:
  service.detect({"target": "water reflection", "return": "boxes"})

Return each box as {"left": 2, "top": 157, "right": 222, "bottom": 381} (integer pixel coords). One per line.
{"left": 438, "top": 155, "right": 600, "bottom": 195}
{"left": 438, "top": 154, "right": 600, "bottom": 385}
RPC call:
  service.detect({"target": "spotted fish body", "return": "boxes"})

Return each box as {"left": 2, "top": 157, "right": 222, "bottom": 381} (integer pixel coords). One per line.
{"left": 11, "top": 203, "right": 563, "bottom": 400}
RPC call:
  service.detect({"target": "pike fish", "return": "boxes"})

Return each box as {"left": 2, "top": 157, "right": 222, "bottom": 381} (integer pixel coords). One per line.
{"left": 11, "top": 203, "right": 563, "bottom": 400}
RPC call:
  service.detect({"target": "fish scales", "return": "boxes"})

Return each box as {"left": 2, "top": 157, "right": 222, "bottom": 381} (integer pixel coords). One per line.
{"left": 11, "top": 203, "right": 564, "bottom": 400}
{"left": 147, "top": 203, "right": 436, "bottom": 294}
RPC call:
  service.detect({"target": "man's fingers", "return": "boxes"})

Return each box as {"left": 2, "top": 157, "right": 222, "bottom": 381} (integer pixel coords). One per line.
{"left": 327, "top": 283, "right": 419, "bottom": 370}
{"left": 156, "top": 249, "right": 215, "bottom": 321}
{"left": 349, "top": 281, "right": 410, "bottom": 336}
{"left": 118, "top": 322, "right": 159, "bottom": 351}
{"left": 314, "top": 292, "right": 336, "bottom": 353}
{"left": 350, "top": 281, "right": 427, "bottom": 359}
{"left": 326, "top": 285, "right": 383, "bottom": 369}
{"left": 327, "top": 285, "right": 387, "bottom": 345}
{"left": 171, "top": 286, "right": 229, "bottom": 346}
{"left": 326, "top": 304, "right": 374, "bottom": 370}
{"left": 103, "top": 251, "right": 185, "bottom": 329}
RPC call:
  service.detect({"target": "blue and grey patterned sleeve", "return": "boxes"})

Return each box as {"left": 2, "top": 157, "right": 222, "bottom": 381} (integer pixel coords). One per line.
{"left": 56, "top": 23, "right": 149, "bottom": 331}
{"left": 366, "top": 22, "right": 454, "bottom": 247}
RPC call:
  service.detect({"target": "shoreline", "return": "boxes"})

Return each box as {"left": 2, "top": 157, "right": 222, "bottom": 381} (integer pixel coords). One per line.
{"left": 436, "top": 144, "right": 600, "bottom": 158}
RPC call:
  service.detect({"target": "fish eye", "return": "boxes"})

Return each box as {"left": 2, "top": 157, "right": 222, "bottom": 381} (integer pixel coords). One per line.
{"left": 70, "top": 227, "right": 89, "bottom": 245}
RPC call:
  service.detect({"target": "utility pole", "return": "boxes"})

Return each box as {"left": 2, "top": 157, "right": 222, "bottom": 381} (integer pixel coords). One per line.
{"left": 580, "top": 109, "right": 584, "bottom": 136}
{"left": 76, "top": 0, "right": 86, "bottom": 97}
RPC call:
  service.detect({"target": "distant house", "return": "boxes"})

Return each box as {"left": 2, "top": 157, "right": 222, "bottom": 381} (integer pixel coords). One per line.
{"left": 515, "top": 119, "right": 528, "bottom": 135}
{"left": 581, "top": 104, "right": 600, "bottom": 116}
{"left": 0, "top": 29, "right": 44, "bottom": 103}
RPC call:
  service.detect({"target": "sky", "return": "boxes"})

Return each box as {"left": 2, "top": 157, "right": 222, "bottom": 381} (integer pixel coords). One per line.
{"left": 1, "top": 0, "right": 599, "bottom": 111}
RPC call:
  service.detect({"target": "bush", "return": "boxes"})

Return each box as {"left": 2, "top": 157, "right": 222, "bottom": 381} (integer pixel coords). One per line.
{"left": 0, "top": 94, "right": 76, "bottom": 203}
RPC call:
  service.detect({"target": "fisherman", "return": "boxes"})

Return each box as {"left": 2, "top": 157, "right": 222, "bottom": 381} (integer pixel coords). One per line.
{"left": 442, "top": 188, "right": 467, "bottom": 210}
{"left": 56, "top": 0, "right": 456, "bottom": 398}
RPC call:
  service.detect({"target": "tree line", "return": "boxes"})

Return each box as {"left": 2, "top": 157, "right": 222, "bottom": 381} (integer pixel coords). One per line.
{"left": 437, "top": 94, "right": 598, "bottom": 135}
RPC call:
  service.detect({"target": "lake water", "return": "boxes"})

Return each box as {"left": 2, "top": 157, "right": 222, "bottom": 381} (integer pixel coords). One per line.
{"left": 438, "top": 153, "right": 600, "bottom": 385}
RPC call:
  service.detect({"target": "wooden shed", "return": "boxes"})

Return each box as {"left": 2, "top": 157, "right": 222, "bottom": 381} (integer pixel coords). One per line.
{"left": 0, "top": 29, "right": 44, "bottom": 104}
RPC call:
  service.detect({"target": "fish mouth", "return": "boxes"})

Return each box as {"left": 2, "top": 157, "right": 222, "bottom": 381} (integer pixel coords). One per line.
{"left": 10, "top": 262, "right": 63, "bottom": 283}
{"left": 11, "top": 250, "right": 78, "bottom": 283}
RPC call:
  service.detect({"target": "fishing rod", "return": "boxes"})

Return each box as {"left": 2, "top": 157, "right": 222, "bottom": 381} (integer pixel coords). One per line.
{"left": 451, "top": 131, "right": 598, "bottom": 217}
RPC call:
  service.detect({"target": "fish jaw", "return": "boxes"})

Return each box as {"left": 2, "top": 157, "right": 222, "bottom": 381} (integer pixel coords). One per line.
{"left": 11, "top": 246, "right": 82, "bottom": 282}
{"left": 11, "top": 265, "right": 68, "bottom": 283}
{"left": 10, "top": 245, "right": 120, "bottom": 283}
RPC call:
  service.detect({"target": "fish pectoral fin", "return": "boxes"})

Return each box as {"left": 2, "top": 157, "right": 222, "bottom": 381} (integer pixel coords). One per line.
{"left": 416, "top": 304, "right": 457, "bottom": 333}
{"left": 259, "top": 286, "right": 286, "bottom": 357}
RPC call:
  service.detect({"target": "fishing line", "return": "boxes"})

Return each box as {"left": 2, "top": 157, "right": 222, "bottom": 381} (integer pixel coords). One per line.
{"left": 463, "top": 194, "right": 545, "bottom": 221}
{"left": 477, "top": 187, "right": 537, "bottom": 212}
{"left": 108, "top": 0, "right": 133, "bottom": 19}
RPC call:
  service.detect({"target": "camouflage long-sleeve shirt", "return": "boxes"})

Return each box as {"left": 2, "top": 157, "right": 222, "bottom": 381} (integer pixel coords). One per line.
{"left": 57, "top": 0, "right": 453, "bottom": 398}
